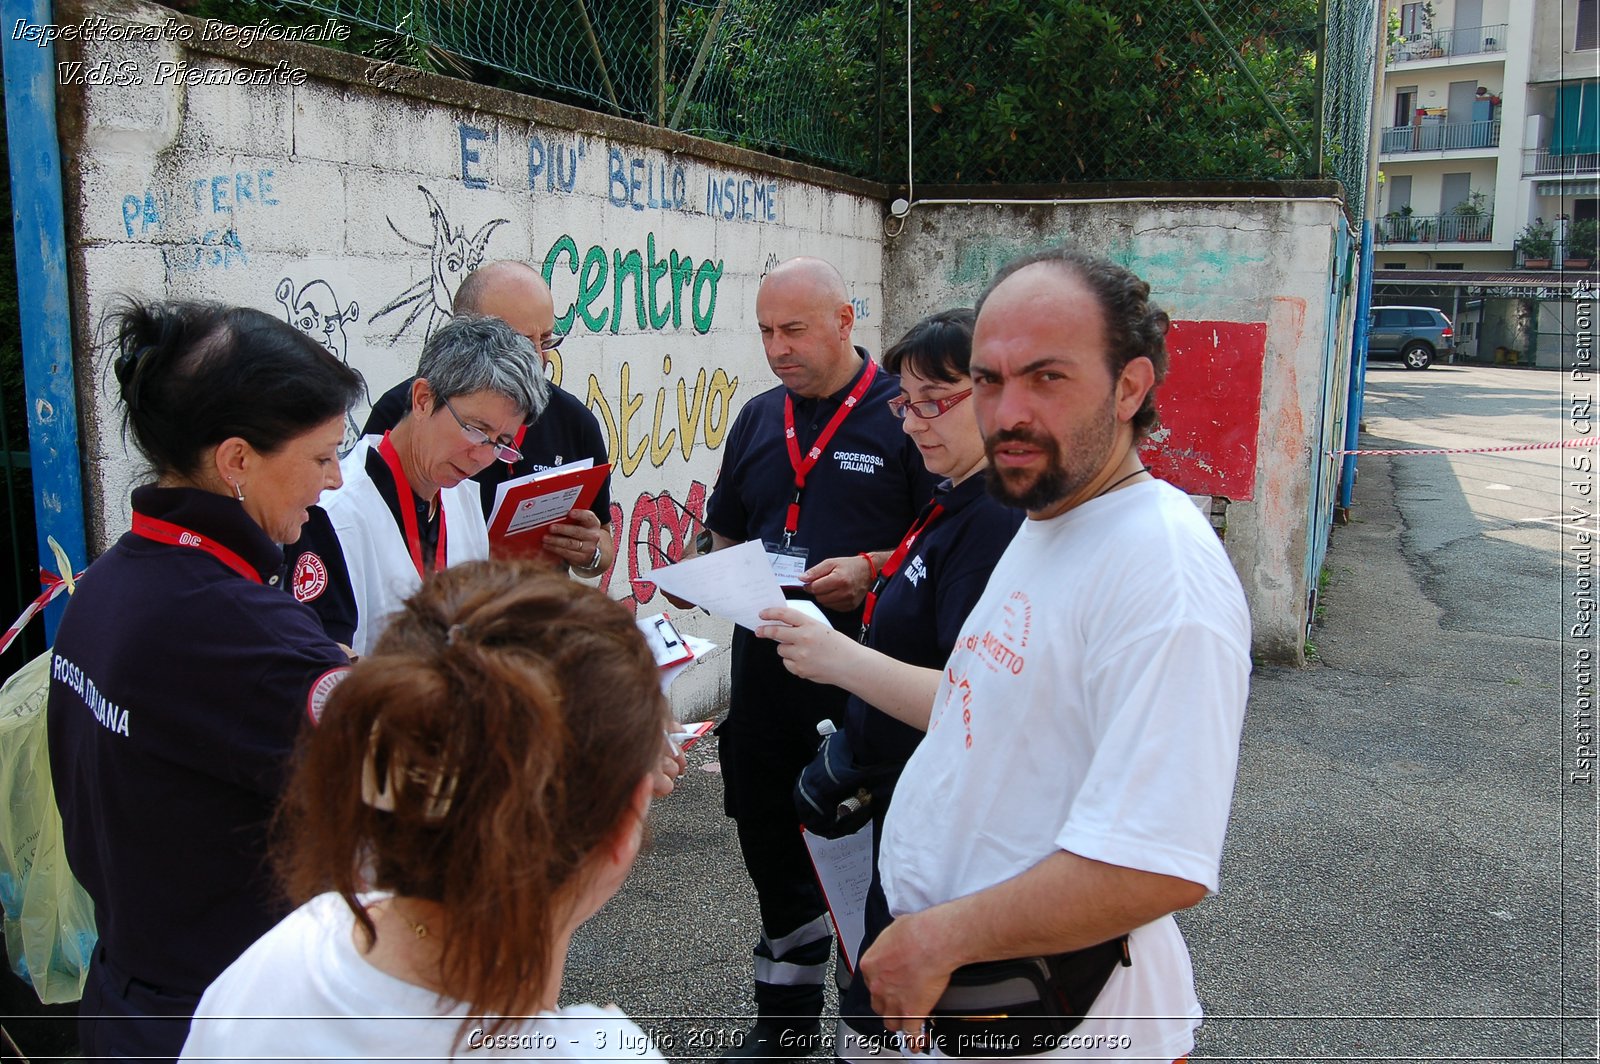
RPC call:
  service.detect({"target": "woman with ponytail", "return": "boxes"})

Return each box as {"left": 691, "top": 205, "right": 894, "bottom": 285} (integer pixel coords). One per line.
{"left": 180, "top": 561, "right": 672, "bottom": 1061}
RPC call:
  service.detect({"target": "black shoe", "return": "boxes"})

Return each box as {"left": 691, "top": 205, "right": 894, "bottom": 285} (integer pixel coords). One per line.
{"left": 718, "top": 1019, "right": 823, "bottom": 1062}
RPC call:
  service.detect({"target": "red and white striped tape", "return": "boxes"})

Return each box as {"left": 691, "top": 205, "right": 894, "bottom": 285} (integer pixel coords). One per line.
{"left": 0, "top": 574, "right": 73, "bottom": 659}
{"left": 1331, "top": 438, "right": 1597, "bottom": 458}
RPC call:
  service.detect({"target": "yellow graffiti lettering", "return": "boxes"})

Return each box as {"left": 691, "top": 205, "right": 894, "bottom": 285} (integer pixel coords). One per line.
{"left": 706, "top": 367, "right": 737, "bottom": 449}
{"left": 590, "top": 360, "right": 739, "bottom": 471}
{"left": 676, "top": 367, "right": 707, "bottom": 462}
{"left": 618, "top": 362, "right": 649, "bottom": 476}
{"left": 650, "top": 353, "right": 678, "bottom": 467}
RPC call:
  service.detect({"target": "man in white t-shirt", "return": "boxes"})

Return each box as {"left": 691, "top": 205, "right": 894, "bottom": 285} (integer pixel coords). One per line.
{"left": 862, "top": 247, "right": 1252, "bottom": 1061}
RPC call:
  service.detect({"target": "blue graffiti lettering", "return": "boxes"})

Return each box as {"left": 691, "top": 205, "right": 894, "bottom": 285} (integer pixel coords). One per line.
{"left": 459, "top": 122, "right": 490, "bottom": 189}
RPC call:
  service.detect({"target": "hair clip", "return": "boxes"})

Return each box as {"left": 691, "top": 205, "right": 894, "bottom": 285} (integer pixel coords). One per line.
{"left": 360, "top": 724, "right": 458, "bottom": 821}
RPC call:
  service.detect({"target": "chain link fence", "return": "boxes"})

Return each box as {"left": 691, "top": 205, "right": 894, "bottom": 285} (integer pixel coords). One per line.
{"left": 241, "top": 0, "right": 1377, "bottom": 207}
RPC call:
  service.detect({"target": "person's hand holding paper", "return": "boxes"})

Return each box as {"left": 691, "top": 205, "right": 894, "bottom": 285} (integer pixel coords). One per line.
{"left": 647, "top": 541, "right": 828, "bottom": 631}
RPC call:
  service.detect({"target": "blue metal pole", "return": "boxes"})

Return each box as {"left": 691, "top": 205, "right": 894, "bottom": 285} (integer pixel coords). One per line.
{"left": 1340, "top": 218, "right": 1376, "bottom": 510}
{"left": 3, "top": 0, "right": 88, "bottom": 640}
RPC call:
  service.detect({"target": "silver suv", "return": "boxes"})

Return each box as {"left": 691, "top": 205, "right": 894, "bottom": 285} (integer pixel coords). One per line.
{"left": 1367, "top": 306, "right": 1454, "bottom": 370}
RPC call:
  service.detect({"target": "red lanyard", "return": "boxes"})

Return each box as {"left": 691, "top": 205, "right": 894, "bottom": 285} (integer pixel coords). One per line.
{"left": 782, "top": 359, "right": 878, "bottom": 545}
{"left": 378, "top": 433, "right": 447, "bottom": 578}
{"left": 859, "top": 499, "right": 945, "bottom": 638}
{"left": 131, "top": 513, "right": 263, "bottom": 584}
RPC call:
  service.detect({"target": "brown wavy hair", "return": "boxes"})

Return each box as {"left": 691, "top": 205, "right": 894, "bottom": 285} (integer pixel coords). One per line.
{"left": 277, "top": 560, "right": 667, "bottom": 1031}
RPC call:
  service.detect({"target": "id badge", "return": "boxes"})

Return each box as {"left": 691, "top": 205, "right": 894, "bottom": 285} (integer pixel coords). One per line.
{"left": 764, "top": 542, "right": 809, "bottom": 587}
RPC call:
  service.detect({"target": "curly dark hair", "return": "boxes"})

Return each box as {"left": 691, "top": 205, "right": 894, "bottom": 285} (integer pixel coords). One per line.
{"left": 975, "top": 246, "right": 1171, "bottom": 439}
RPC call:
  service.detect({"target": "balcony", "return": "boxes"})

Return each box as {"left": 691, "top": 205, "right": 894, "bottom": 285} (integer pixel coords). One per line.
{"left": 1376, "top": 210, "right": 1495, "bottom": 245}
{"left": 1386, "top": 23, "right": 1508, "bottom": 64}
{"left": 1523, "top": 148, "right": 1600, "bottom": 177}
{"left": 1380, "top": 119, "right": 1500, "bottom": 154}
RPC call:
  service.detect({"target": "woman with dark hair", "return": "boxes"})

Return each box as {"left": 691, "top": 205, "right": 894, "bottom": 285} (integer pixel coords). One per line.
{"left": 180, "top": 561, "right": 671, "bottom": 1061}
{"left": 46, "top": 300, "right": 366, "bottom": 1062}
{"left": 756, "top": 308, "right": 1024, "bottom": 1059}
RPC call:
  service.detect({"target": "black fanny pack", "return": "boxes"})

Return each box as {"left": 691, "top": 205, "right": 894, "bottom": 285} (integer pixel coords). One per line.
{"left": 925, "top": 935, "right": 1130, "bottom": 1058}
{"left": 792, "top": 727, "right": 900, "bottom": 839}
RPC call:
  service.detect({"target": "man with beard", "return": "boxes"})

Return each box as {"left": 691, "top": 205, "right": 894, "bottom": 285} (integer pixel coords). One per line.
{"left": 859, "top": 247, "right": 1251, "bottom": 1061}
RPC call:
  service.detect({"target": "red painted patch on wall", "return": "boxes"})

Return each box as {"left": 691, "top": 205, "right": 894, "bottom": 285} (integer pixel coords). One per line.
{"left": 1139, "top": 319, "right": 1267, "bottom": 500}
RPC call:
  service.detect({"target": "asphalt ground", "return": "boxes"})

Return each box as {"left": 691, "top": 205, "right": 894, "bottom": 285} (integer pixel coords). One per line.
{"left": 565, "top": 363, "right": 1595, "bottom": 1063}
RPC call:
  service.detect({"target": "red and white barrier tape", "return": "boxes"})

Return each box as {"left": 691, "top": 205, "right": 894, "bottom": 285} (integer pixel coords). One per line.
{"left": 1332, "top": 438, "right": 1597, "bottom": 458}
{"left": 0, "top": 575, "right": 72, "bottom": 659}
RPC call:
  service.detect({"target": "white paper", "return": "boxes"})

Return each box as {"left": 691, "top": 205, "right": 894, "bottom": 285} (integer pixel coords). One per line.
{"left": 658, "top": 635, "right": 718, "bottom": 694}
{"left": 486, "top": 457, "right": 595, "bottom": 528}
{"left": 803, "top": 822, "right": 875, "bottom": 972}
{"left": 506, "top": 485, "right": 585, "bottom": 534}
{"left": 646, "top": 541, "right": 789, "bottom": 631}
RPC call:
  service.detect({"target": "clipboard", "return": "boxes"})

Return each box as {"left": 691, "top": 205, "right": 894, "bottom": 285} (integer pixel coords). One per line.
{"left": 486, "top": 460, "right": 611, "bottom": 559}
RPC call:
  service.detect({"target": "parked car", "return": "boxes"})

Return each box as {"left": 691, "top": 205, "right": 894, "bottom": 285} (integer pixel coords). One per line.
{"left": 1366, "top": 306, "right": 1454, "bottom": 370}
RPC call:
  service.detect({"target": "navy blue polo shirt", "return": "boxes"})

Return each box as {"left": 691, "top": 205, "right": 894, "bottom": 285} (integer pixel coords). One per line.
{"left": 844, "top": 471, "right": 1024, "bottom": 767}
{"left": 364, "top": 378, "right": 612, "bottom": 521}
{"left": 47, "top": 486, "right": 348, "bottom": 995}
{"left": 705, "top": 350, "right": 937, "bottom": 625}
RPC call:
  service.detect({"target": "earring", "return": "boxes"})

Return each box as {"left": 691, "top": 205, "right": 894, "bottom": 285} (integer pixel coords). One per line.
{"left": 228, "top": 479, "right": 245, "bottom": 503}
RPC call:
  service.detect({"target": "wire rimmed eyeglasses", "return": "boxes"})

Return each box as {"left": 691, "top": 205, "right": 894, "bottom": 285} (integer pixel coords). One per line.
{"left": 441, "top": 396, "right": 523, "bottom": 464}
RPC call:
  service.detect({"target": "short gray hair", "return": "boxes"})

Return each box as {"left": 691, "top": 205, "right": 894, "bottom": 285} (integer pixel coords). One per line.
{"left": 415, "top": 315, "right": 549, "bottom": 423}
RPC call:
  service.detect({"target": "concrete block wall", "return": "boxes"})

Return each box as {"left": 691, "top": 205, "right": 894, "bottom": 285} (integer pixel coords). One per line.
{"left": 882, "top": 196, "right": 1352, "bottom": 661}
{"left": 56, "top": 0, "right": 887, "bottom": 720}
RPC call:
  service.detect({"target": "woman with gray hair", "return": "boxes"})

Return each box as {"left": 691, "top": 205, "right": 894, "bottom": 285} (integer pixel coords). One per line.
{"left": 285, "top": 315, "right": 549, "bottom": 657}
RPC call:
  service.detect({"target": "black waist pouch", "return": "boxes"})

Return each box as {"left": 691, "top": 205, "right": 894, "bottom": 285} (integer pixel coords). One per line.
{"left": 925, "top": 935, "right": 1130, "bottom": 1058}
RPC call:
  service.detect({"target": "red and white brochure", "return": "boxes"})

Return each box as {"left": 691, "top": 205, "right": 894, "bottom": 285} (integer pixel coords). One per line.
{"left": 486, "top": 459, "right": 611, "bottom": 560}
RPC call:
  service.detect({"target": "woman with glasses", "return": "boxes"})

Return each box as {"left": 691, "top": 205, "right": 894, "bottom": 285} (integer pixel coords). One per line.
{"left": 755, "top": 308, "right": 1023, "bottom": 1059}
{"left": 286, "top": 315, "right": 548, "bottom": 657}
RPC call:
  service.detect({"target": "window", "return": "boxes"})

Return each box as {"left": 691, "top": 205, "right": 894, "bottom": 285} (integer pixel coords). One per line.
{"left": 1376, "top": 309, "right": 1409, "bottom": 327}
{"left": 1384, "top": 262, "right": 1409, "bottom": 269}
{"left": 1433, "top": 263, "right": 1465, "bottom": 270}
{"left": 1409, "top": 310, "right": 1441, "bottom": 325}
{"left": 1394, "top": 87, "right": 1418, "bottom": 126}
{"left": 1400, "top": 2, "right": 1425, "bottom": 37}
{"left": 1579, "top": 0, "right": 1597, "bottom": 51}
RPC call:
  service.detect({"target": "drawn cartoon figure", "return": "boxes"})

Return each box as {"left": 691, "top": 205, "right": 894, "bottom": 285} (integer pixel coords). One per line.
{"left": 277, "top": 276, "right": 364, "bottom": 451}
{"left": 368, "top": 186, "right": 508, "bottom": 343}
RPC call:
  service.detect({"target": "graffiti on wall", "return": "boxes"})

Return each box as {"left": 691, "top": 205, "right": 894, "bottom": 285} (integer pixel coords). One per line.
{"left": 369, "top": 186, "right": 508, "bottom": 342}
{"left": 582, "top": 354, "right": 738, "bottom": 479}
{"left": 276, "top": 276, "right": 365, "bottom": 450}
{"left": 118, "top": 169, "right": 281, "bottom": 273}
{"left": 541, "top": 233, "right": 724, "bottom": 337}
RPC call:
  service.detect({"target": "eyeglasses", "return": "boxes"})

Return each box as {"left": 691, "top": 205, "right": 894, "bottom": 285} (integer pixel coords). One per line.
{"left": 887, "top": 388, "right": 973, "bottom": 421}
{"left": 537, "top": 332, "right": 566, "bottom": 354}
{"left": 440, "top": 396, "right": 523, "bottom": 464}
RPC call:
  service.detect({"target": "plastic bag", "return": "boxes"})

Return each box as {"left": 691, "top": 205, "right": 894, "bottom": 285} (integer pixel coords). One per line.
{"left": 0, "top": 650, "right": 96, "bottom": 1003}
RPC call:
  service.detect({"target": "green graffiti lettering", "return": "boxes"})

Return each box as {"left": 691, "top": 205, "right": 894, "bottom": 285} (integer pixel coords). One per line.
{"left": 612, "top": 248, "right": 646, "bottom": 335}
{"left": 646, "top": 234, "right": 672, "bottom": 330}
{"left": 544, "top": 235, "right": 580, "bottom": 334}
{"left": 691, "top": 259, "right": 722, "bottom": 334}
{"left": 578, "top": 245, "right": 609, "bottom": 332}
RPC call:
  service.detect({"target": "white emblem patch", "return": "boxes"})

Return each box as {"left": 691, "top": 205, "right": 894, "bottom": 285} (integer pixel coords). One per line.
{"left": 292, "top": 553, "right": 329, "bottom": 603}
{"left": 306, "top": 666, "right": 352, "bottom": 725}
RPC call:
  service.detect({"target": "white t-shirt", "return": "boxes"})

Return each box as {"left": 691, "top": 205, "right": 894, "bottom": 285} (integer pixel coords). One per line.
{"left": 879, "top": 480, "right": 1252, "bottom": 1060}
{"left": 180, "top": 892, "right": 665, "bottom": 1063}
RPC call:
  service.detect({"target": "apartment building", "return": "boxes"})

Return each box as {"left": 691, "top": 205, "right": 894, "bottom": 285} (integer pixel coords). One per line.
{"left": 1371, "top": 0, "right": 1596, "bottom": 366}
